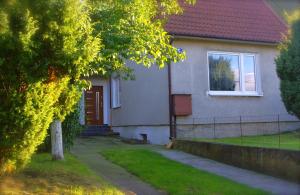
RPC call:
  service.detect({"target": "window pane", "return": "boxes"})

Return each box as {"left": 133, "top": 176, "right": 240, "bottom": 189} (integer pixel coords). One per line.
{"left": 209, "top": 54, "right": 240, "bottom": 91}
{"left": 244, "top": 56, "right": 256, "bottom": 91}
{"left": 112, "top": 78, "right": 120, "bottom": 107}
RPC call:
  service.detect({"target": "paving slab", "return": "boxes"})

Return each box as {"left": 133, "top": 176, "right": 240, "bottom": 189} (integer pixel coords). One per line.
{"left": 156, "top": 149, "right": 300, "bottom": 195}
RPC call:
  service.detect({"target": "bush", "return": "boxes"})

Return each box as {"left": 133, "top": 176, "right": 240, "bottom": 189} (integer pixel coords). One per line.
{"left": 276, "top": 11, "right": 300, "bottom": 119}
{"left": 62, "top": 103, "right": 85, "bottom": 151}
{"left": 0, "top": 79, "right": 70, "bottom": 174}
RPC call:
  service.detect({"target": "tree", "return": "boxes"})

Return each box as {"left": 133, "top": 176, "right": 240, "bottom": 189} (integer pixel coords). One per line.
{"left": 0, "top": 0, "right": 193, "bottom": 174}
{"left": 0, "top": 0, "right": 101, "bottom": 173}
{"left": 38, "top": 104, "right": 84, "bottom": 153}
{"left": 276, "top": 11, "right": 300, "bottom": 119}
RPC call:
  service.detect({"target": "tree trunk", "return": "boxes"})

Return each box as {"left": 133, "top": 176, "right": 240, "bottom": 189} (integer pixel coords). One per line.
{"left": 50, "top": 119, "right": 64, "bottom": 160}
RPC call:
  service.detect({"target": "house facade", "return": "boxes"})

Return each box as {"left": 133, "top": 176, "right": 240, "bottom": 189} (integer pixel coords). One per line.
{"left": 80, "top": 0, "right": 300, "bottom": 144}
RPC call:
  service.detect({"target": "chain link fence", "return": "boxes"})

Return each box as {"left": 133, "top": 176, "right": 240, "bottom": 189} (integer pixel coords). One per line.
{"left": 176, "top": 114, "right": 300, "bottom": 150}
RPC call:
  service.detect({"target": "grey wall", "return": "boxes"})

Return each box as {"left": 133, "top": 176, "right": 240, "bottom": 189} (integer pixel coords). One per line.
{"left": 111, "top": 61, "right": 169, "bottom": 126}
{"left": 171, "top": 39, "right": 293, "bottom": 124}
{"left": 110, "top": 38, "right": 299, "bottom": 143}
{"left": 114, "top": 126, "right": 170, "bottom": 145}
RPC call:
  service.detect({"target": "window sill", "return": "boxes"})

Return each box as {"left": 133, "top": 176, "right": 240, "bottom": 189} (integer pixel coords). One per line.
{"left": 207, "top": 91, "right": 263, "bottom": 97}
{"left": 112, "top": 105, "right": 121, "bottom": 109}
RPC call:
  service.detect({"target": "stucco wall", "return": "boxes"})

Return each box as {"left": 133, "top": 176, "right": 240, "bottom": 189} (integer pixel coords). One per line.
{"left": 171, "top": 39, "right": 292, "bottom": 122}
{"left": 111, "top": 61, "right": 169, "bottom": 126}
{"left": 84, "top": 38, "right": 298, "bottom": 144}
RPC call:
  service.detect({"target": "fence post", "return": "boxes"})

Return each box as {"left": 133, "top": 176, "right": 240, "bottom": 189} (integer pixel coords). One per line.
{"left": 278, "top": 114, "right": 281, "bottom": 148}
{"left": 240, "top": 115, "right": 243, "bottom": 144}
{"left": 213, "top": 117, "right": 216, "bottom": 139}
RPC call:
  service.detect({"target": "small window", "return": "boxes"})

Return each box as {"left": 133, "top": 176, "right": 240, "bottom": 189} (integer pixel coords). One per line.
{"left": 208, "top": 51, "right": 260, "bottom": 96}
{"left": 112, "top": 77, "right": 121, "bottom": 108}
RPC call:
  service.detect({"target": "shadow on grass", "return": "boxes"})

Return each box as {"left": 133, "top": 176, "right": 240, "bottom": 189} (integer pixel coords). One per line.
{"left": 0, "top": 153, "right": 123, "bottom": 195}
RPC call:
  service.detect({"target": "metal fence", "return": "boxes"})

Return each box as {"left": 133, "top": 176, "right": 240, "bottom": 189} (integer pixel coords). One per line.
{"left": 175, "top": 114, "right": 300, "bottom": 149}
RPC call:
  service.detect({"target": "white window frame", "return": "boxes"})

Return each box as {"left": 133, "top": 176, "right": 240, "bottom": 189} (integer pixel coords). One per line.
{"left": 207, "top": 51, "right": 262, "bottom": 97}
{"left": 111, "top": 77, "right": 121, "bottom": 108}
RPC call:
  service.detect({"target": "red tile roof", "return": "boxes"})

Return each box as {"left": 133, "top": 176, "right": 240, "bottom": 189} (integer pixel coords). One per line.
{"left": 165, "top": 0, "right": 287, "bottom": 43}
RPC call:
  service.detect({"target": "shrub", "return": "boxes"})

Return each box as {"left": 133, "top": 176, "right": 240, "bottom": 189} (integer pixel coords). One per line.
{"left": 276, "top": 11, "right": 300, "bottom": 119}
{"left": 0, "top": 79, "right": 70, "bottom": 174}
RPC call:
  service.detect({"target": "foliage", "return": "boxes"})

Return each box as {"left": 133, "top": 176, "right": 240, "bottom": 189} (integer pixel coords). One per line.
{"left": 88, "top": 0, "right": 191, "bottom": 78}
{"left": 0, "top": 0, "right": 100, "bottom": 174}
{"left": 209, "top": 56, "right": 235, "bottom": 91}
{"left": 0, "top": 0, "right": 193, "bottom": 174}
{"left": 101, "top": 149, "right": 266, "bottom": 195}
{"left": 276, "top": 10, "right": 300, "bottom": 119}
{"left": 0, "top": 153, "right": 122, "bottom": 194}
{"left": 62, "top": 104, "right": 85, "bottom": 151}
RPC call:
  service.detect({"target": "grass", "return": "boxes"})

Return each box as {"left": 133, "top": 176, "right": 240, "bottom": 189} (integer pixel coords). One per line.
{"left": 0, "top": 153, "right": 123, "bottom": 195}
{"left": 194, "top": 130, "right": 300, "bottom": 151}
{"left": 101, "top": 148, "right": 267, "bottom": 195}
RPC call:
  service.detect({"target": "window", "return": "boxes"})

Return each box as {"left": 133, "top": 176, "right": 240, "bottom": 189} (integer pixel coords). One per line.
{"left": 112, "top": 77, "right": 121, "bottom": 108}
{"left": 208, "top": 51, "right": 260, "bottom": 96}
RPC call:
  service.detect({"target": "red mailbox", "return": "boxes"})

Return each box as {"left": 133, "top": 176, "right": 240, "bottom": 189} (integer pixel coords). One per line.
{"left": 172, "top": 94, "right": 192, "bottom": 116}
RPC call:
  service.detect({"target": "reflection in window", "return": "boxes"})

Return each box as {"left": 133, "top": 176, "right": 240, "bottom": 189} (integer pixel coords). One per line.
{"left": 209, "top": 54, "right": 240, "bottom": 91}
{"left": 244, "top": 56, "right": 256, "bottom": 91}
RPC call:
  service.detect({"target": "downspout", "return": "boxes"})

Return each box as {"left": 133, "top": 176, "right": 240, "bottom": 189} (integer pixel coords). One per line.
{"left": 168, "top": 38, "right": 175, "bottom": 140}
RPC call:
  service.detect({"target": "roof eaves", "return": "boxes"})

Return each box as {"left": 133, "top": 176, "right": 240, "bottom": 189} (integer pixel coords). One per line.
{"left": 170, "top": 33, "right": 279, "bottom": 46}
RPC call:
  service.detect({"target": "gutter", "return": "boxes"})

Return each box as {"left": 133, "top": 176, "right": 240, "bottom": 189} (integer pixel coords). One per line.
{"left": 170, "top": 34, "right": 280, "bottom": 46}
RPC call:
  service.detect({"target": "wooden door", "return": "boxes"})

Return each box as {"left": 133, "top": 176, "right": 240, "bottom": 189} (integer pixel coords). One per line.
{"left": 85, "top": 86, "right": 103, "bottom": 125}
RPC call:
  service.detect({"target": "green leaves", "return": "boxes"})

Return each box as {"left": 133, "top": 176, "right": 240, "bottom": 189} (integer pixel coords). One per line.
{"left": 276, "top": 10, "right": 300, "bottom": 119}
{"left": 89, "top": 0, "right": 188, "bottom": 78}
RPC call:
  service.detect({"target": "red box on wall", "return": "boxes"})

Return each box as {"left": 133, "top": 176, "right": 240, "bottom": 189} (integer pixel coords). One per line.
{"left": 172, "top": 94, "right": 192, "bottom": 116}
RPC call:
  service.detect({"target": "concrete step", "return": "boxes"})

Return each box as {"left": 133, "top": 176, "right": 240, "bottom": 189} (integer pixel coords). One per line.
{"left": 80, "top": 125, "right": 119, "bottom": 137}
{"left": 85, "top": 125, "right": 110, "bottom": 131}
{"left": 81, "top": 131, "right": 120, "bottom": 136}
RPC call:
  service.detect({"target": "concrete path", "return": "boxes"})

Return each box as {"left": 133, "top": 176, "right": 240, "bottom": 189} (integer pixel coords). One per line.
{"left": 156, "top": 149, "right": 300, "bottom": 195}
{"left": 71, "top": 137, "right": 166, "bottom": 195}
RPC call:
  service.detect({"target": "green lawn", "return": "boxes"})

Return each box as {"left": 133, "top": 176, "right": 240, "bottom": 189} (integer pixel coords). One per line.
{"left": 194, "top": 130, "right": 300, "bottom": 151}
{"left": 101, "top": 149, "right": 267, "bottom": 195}
{"left": 0, "top": 153, "right": 122, "bottom": 195}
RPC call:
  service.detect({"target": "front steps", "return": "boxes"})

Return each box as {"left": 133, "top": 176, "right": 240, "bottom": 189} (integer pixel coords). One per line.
{"left": 80, "top": 125, "right": 120, "bottom": 137}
